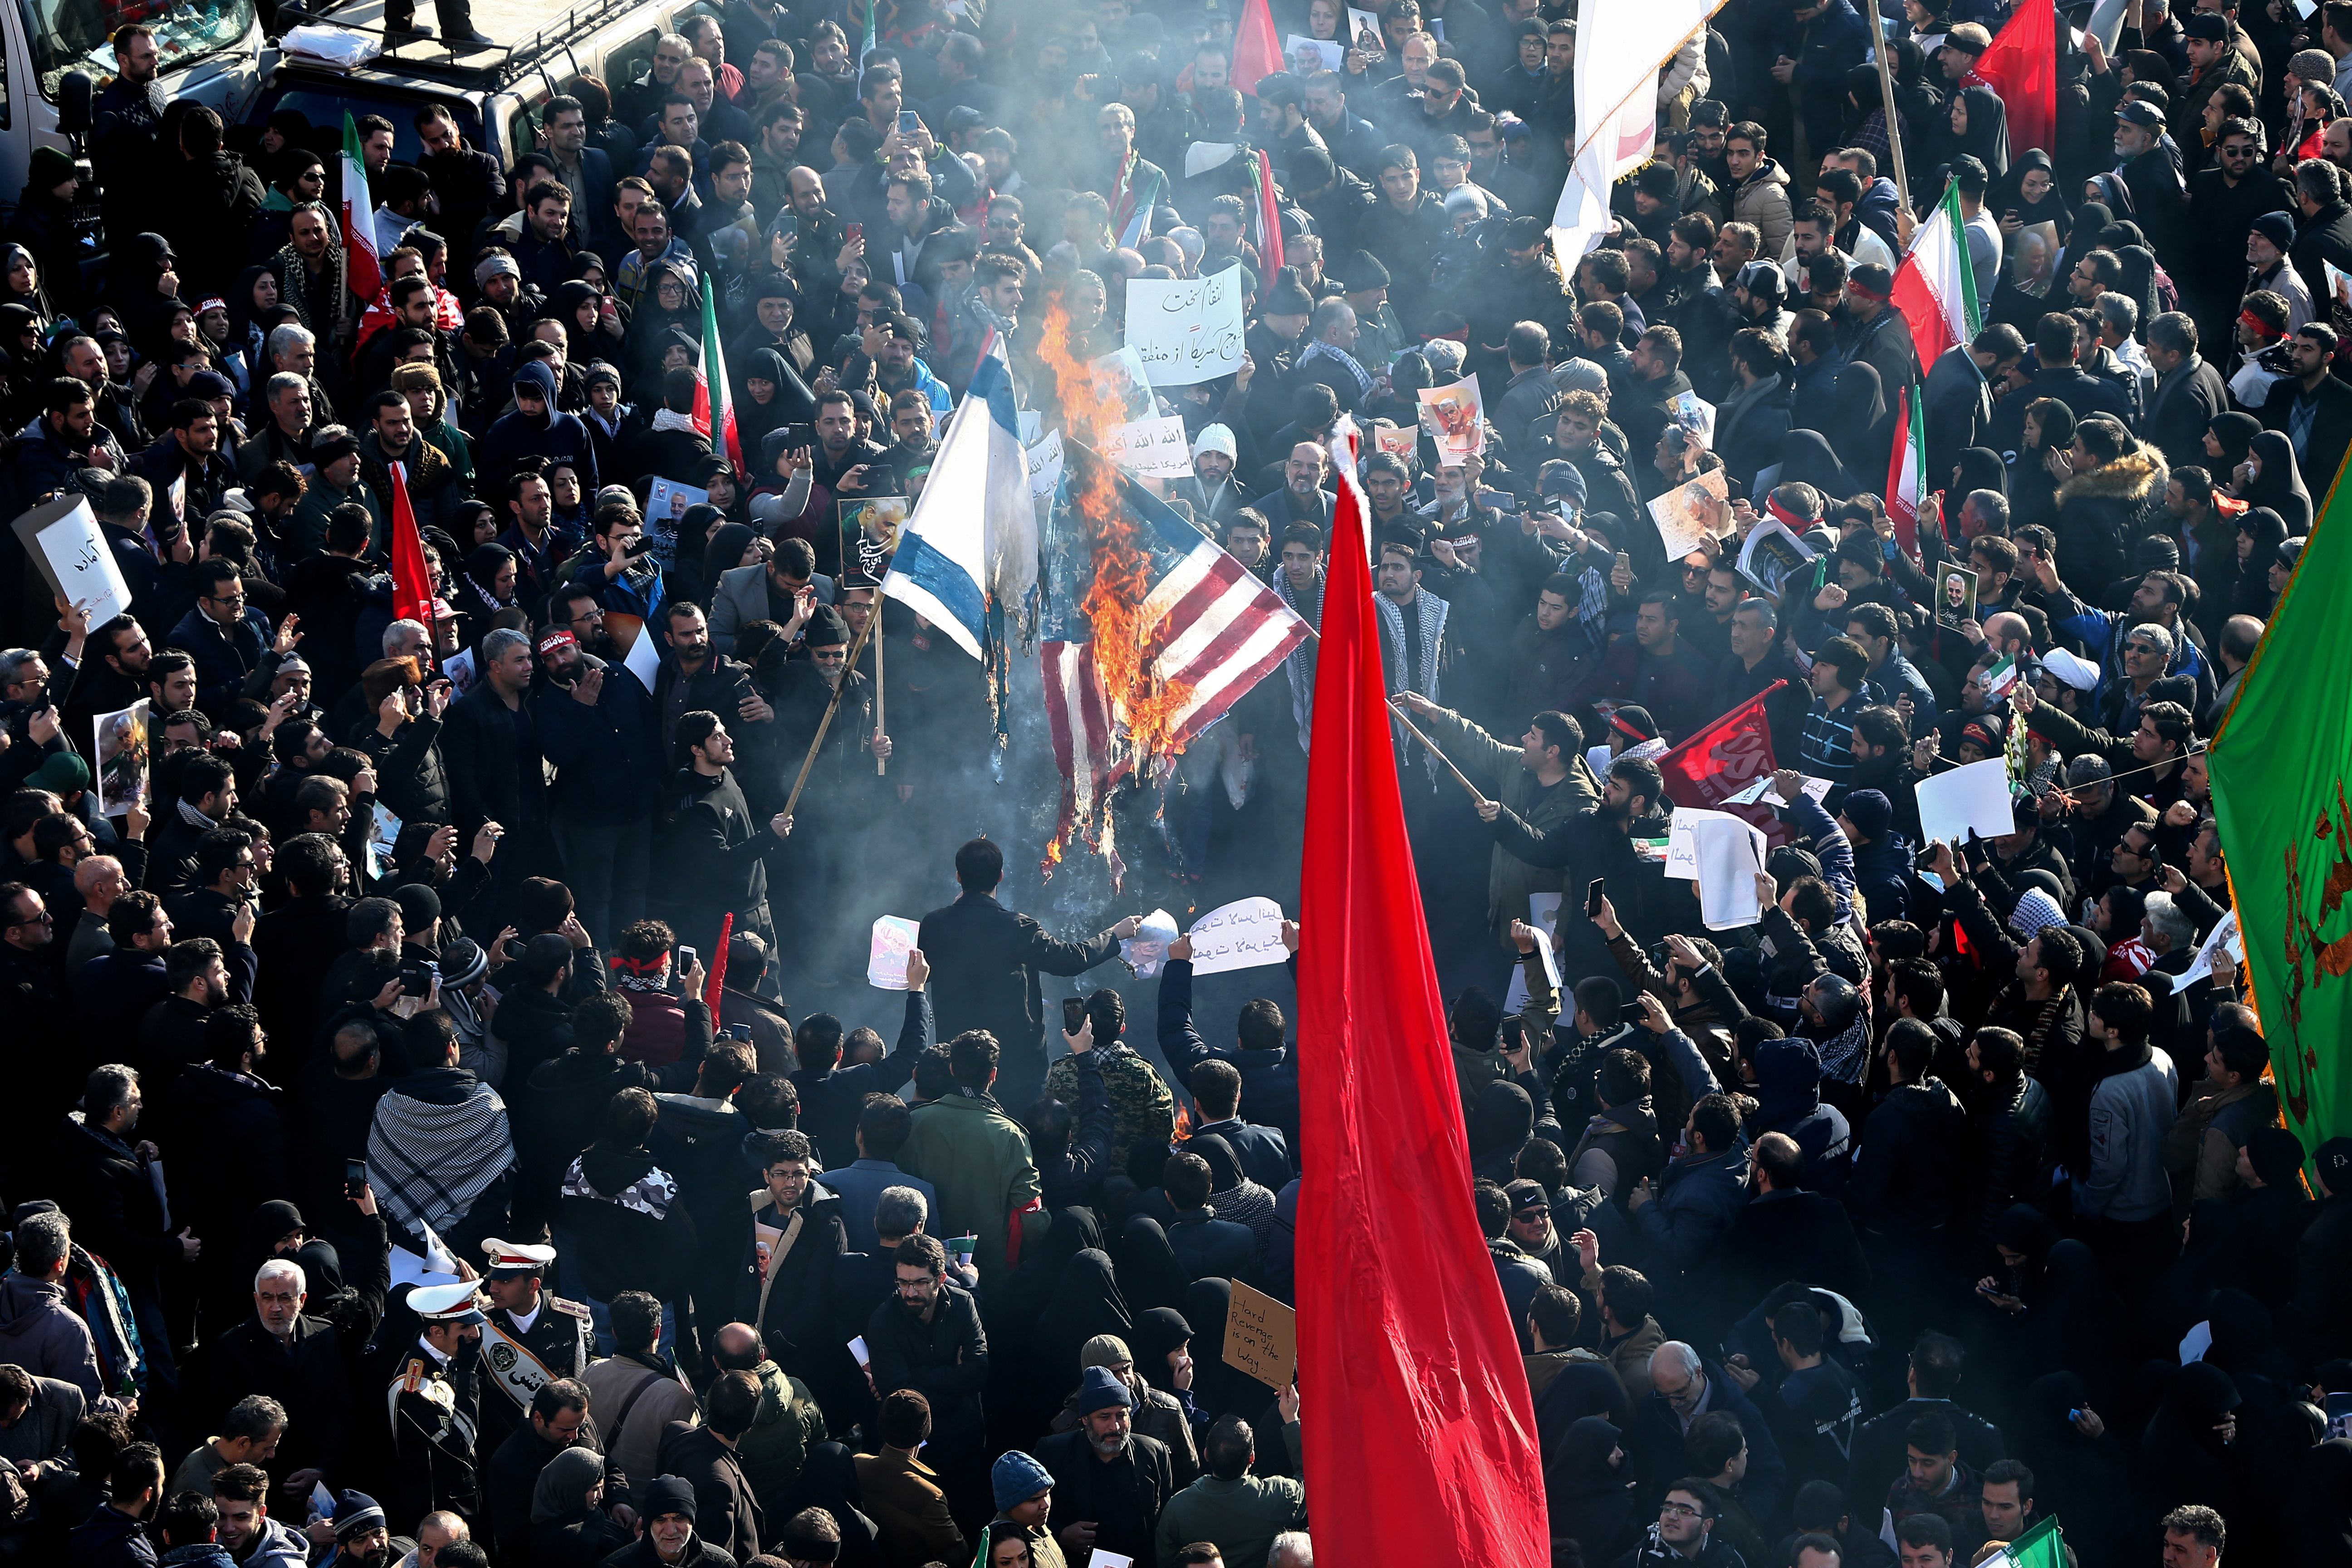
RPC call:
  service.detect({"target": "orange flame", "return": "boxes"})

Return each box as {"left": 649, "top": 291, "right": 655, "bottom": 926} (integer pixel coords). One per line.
{"left": 1173, "top": 1101, "right": 1194, "bottom": 1141}
{"left": 1035, "top": 299, "right": 1200, "bottom": 868}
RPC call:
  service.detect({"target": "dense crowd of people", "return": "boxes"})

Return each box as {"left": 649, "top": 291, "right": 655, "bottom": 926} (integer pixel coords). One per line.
{"left": 0, "top": 0, "right": 2347, "bottom": 1563}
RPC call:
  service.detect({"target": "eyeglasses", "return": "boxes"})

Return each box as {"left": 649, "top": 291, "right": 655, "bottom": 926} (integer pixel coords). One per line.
{"left": 6, "top": 909, "right": 52, "bottom": 927}
{"left": 813, "top": 649, "right": 848, "bottom": 662}
{"left": 1660, "top": 1503, "right": 1712, "bottom": 1521}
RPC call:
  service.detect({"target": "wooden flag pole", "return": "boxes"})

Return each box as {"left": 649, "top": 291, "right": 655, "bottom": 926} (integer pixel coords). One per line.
{"left": 783, "top": 609, "right": 881, "bottom": 818}
{"left": 1385, "top": 698, "right": 1491, "bottom": 807}
{"left": 874, "top": 618, "right": 888, "bottom": 776}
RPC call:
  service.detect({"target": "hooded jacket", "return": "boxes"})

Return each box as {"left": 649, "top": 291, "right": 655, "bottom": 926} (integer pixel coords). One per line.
{"left": 557, "top": 1140, "right": 699, "bottom": 1302}
{"left": 0, "top": 1274, "right": 105, "bottom": 1401}
{"left": 475, "top": 361, "right": 599, "bottom": 491}
{"left": 1753, "top": 1039, "right": 1852, "bottom": 1189}
{"left": 2052, "top": 447, "right": 2167, "bottom": 597}
{"left": 653, "top": 764, "right": 777, "bottom": 922}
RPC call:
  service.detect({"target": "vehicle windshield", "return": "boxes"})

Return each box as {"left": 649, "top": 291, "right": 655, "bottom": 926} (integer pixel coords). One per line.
{"left": 19, "top": 0, "right": 258, "bottom": 100}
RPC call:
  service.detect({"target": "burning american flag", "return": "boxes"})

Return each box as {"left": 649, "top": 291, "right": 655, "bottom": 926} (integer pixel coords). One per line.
{"left": 1039, "top": 457, "right": 1310, "bottom": 866}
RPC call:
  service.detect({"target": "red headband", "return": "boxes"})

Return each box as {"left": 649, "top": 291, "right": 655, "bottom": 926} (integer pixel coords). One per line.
{"left": 610, "top": 954, "right": 669, "bottom": 975}
{"left": 1609, "top": 714, "right": 1655, "bottom": 742}
{"left": 1847, "top": 278, "right": 1889, "bottom": 301}
{"left": 1765, "top": 496, "right": 1809, "bottom": 531}
{"left": 2240, "top": 308, "right": 2282, "bottom": 338}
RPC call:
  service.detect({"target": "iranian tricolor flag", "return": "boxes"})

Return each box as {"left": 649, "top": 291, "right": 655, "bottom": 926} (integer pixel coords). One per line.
{"left": 339, "top": 113, "right": 382, "bottom": 303}
{"left": 1886, "top": 378, "right": 1927, "bottom": 556}
{"left": 694, "top": 278, "right": 741, "bottom": 468}
{"left": 1888, "top": 179, "right": 1978, "bottom": 369}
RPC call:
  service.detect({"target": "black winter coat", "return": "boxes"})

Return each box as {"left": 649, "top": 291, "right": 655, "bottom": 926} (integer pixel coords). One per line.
{"left": 1850, "top": 1077, "right": 1967, "bottom": 1233}
{"left": 555, "top": 1141, "right": 699, "bottom": 1302}
{"left": 739, "top": 1186, "right": 848, "bottom": 1362}
{"left": 441, "top": 682, "right": 547, "bottom": 835}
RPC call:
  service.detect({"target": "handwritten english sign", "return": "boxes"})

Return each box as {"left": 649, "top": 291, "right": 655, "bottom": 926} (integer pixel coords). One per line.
{"left": 1186, "top": 896, "right": 1289, "bottom": 975}
{"left": 1104, "top": 414, "right": 1192, "bottom": 478}
{"left": 1223, "top": 1279, "right": 1297, "bottom": 1388}
{"left": 1125, "top": 272, "right": 1248, "bottom": 386}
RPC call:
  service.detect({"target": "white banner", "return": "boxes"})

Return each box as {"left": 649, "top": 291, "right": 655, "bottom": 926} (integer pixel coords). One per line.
{"left": 1104, "top": 414, "right": 1192, "bottom": 478}
{"left": 1125, "top": 271, "right": 1249, "bottom": 386}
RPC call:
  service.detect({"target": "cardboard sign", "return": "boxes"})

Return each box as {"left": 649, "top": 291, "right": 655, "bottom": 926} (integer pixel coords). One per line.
{"left": 1223, "top": 1279, "right": 1297, "bottom": 1388}
{"left": 1105, "top": 415, "right": 1193, "bottom": 478}
{"left": 92, "top": 698, "right": 150, "bottom": 818}
{"left": 12, "top": 495, "right": 131, "bottom": 630}
{"left": 867, "top": 916, "right": 921, "bottom": 989}
{"left": 1186, "top": 896, "right": 1289, "bottom": 975}
{"left": 1125, "top": 271, "right": 1249, "bottom": 385}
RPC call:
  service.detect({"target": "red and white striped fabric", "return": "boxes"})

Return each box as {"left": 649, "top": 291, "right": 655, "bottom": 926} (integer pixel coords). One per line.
{"left": 1043, "top": 482, "right": 1311, "bottom": 815}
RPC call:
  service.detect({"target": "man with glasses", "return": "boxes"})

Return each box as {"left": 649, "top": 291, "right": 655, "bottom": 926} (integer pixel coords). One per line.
{"left": 1624, "top": 1482, "right": 1743, "bottom": 1566}
{"left": 867, "top": 1233, "right": 989, "bottom": 1526}
{"left": 1629, "top": 1341, "right": 1787, "bottom": 1523}
{"left": 167, "top": 560, "right": 271, "bottom": 720}
{"left": 166, "top": 828, "right": 260, "bottom": 948}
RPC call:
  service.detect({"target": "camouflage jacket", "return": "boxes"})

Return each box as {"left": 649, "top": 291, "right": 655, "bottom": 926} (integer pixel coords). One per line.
{"left": 1046, "top": 1043, "right": 1175, "bottom": 1176}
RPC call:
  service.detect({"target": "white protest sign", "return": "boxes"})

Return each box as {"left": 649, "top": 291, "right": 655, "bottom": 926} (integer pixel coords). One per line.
{"left": 1122, "top": 908, "right": 1180, "bottom": 978}
{"left": 621, "top": 619, "right": 661, "bottom": 693}
{"left": 847, "top": 1335, "right": 871, "bottom": 1367}
{"left": 1087, "top": 1553, "right": 1137, "bottom": 1568}
{"left": 1028, "top": 428, "right": 1066, "bottom": 501}
{"left": 13, "top": 496, "right": 131, "bottom": 629}
{"left": 1915, "top": 757, "right": 2017, "bottom": 847}
{"left": 2169, "top": 909, "right": 2243, "bottom": 994}
{"left": 1666, "top": 808, "right": 1770, "bottom": 930}
{"left": 867, "top": 916, "right": 921, "bottom": 989}
{"left": 1722, "top": 773, "right": 1833, "bottom": 806}
{"left": 1126, "top": 271, "right": 1249, "bottom": 385}
{"left": 443, "top": 646, "right": 479, "bottom": 695}
{"left": 1185, "top": 896, "right": 1289, "bottom": 975}
{"left": 1105, "top": 414, "right": 1192, "bottom": 477}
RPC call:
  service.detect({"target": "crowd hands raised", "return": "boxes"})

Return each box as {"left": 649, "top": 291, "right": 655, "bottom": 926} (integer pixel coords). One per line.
{"left": 0, "top": 0, "right": 2347, "bottom": 1560}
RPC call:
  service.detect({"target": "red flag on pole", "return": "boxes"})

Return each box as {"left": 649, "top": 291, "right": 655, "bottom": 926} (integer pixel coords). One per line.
{"left": 704, "top": 911, "right": 733, "bottom": 1013}
{"left": 1253, "top": 151, "right": 1287, "bottom": 278}
{"left": 1973, "top": 0, "right": 2056, "bottom": 155}
{"left": 1234, "top": 0, "right": 1283, "bottom": 94}
{"left": 387, "top": 464, "right": 436, "bottom": 630}
{"left": 1656, "top": 680, "right": 1792, "bottom": 843}
{"left": 1295, "top": 426, "right": 1548, "bottom": 1566}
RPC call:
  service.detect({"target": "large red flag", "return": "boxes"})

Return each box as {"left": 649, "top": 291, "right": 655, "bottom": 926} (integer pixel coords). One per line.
{"left": 1974, "top": 0, "right": 2055, "bottom": 155}
{"left": 1657, "top": 680, "right": 1791, "bottom": 843}
{"left": 1234, "top": 0, "right": 1284, "bottom": 94}
{"left": 1295, "top": 436, "right": 1548, "bottom": 1565}
{"left": 387, "top": 464, "right": 436, "bottom": 630}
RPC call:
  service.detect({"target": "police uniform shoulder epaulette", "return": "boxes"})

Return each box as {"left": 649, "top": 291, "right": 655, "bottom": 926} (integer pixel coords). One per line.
{"left": 548, "top": 1296, "right": 592, "bottom": 1322}
{"left": 399, "top": 1357, "right": 426, "bottom": 1393}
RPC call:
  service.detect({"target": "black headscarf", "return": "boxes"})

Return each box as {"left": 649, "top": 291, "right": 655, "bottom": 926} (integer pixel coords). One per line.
{"left": 1828, "top": 362, "right": 1893, "bottom": 484}
{"left": 461, "top": 543, "right": 518, "bottom": 614}
{"left": 1131, "top": 1306, "right": 1194, "bottom": 1394}
{"left": 1034, "top": 1247, "right": 1133, "bottom": 1393}
{"left": 1468, "top": 1080, "right": 1535, "bottom": 1181}
{"left": 1780, "top": 428, "right": 1857, "bottom": 497}
{"left": 737, "top": 346, "right": 806, "bottom": 454}
{"left": 1182, "top": 1277, "right": 1257, "bottom": 1421}
{"left": 1992, "top": 148, "right": 2071, "bottom": 238}
{"left": 1952, "top": 445, "right": 2009, "bottom": 500}
{"left": 2138, "top": 1360, "right": 2245, "bottom": 1521}
{"left": 1931, "top": 85, "right": 2011, "bottom": 178}
{"left": 237, "top": 1200, "right": 305, "bottom": 1292}
{"left": 700, "top": 521, "right": 759, "bottom": 611}
{"left": 1542, "top": 1416, "right": 1638, "bottom": 1560}
{"left": 2245, "top": 430, "right": 2313, "bottom": 533}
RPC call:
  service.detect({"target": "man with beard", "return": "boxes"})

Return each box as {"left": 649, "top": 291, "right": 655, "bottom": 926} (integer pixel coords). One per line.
{"left": 1034, "top": 1366, "right": 1178, "bottom": 1568}
{"left": 867, "top": 1234, "right": 989, "bottom": 1530}
{"left": 565, "top": 510, "right": 663, "bottom": 622}
{"left": 1505, "top": 571, "right": 1603, "bottom": 718}
{"left": 535, "top": 627, "right": 662, "bottom": 948}
{"left": 1482, "top": 754, "right": 1681, "bottom": 967}
{"left": 1400, "top": 691, "right": 1597, "bottom": 958}
{"left": 654, "top": 709, "right": 793, "bottom": 969}
{"left": 783, "top": 392, "right": 892, "bottom": 577}
{"left": 62, "top": 613, "right": 157, "bottom": 762}
{"left": 321, "top": 1491, "right": 397, "bottom": 1568}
